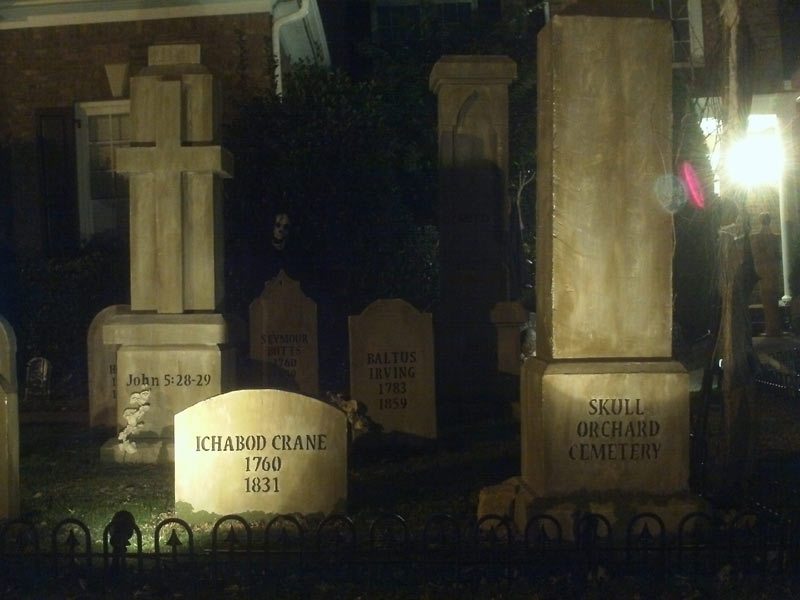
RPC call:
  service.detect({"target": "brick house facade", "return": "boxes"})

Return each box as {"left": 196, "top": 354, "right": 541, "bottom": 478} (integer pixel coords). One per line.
{"left": 0, "top": 1, "right": 328, "bottom": 256}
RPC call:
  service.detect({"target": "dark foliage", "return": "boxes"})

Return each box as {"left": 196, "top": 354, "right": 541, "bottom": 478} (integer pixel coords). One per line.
{"left": 14, "top": 237, "right": 129, "bottom": 405}
{"left": 671, "top": 71, "right": 719, "bottom": 349}
{"left": 224, "top": 64, "right": 440, "bottom": 389}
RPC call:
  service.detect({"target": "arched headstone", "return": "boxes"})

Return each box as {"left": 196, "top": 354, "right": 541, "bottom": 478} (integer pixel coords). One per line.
{"left": 0, "top": 315, "right": 19, "bottom": 518}
{"left": 174, "top": 389, "right": 347, "bottom": 523}
{"left": 348, "top": 299, "right": 437, "bottom": 439}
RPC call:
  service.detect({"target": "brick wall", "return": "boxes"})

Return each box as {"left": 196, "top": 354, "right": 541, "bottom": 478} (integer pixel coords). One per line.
{"left": 0, "top": 14, "right": 273, "bottom": 255}
{"left": 701, "top": 0, "right": 787, "bottom": 95}
{"left": 741, "top": 0, "right": 785, "bottom": 92}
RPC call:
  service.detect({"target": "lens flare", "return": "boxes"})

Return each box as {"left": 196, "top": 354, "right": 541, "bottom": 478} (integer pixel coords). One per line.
{"left": 654, "top": 174, "right": 687, "bottom": 214}
{"left": 681, "top": 161, "right": 705, "bottom": 209}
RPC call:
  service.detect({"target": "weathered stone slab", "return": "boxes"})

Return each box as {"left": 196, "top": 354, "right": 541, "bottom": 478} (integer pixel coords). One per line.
{"left": 103, "top": 313, "right": 236, "bottom": 345}
{"left": 521, "top": 358, "right": 689, "bottom": 495}
{"left": 535, "top": 13, "right": 673, "bottom": 359}
{"left": 88, "top": 304, "right": 130, "bottom": 427}
{"left": 174, "top": 389, "right": 347, "bottom": 523}
{"left": 0, "top": 315, "right": 19, "bottom": 518}
{"left": 349, "top": 299, "right": 436, "bottom": 439}
{"left": 249, "top": 270, "right": 318, "bottom": 396}
{"left": 116, "top": 344, "right": 235, "bottom": 439}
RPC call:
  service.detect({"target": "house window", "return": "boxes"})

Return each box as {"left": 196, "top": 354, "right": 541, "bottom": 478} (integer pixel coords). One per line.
{"left": 37, "top": 108, "right": 79, "bottom": 255}
{"left": 651, "top": 0, "right": 704, "bottom": 67}
{"left": 74, "top": 99, "right": 130, "bottom": 243}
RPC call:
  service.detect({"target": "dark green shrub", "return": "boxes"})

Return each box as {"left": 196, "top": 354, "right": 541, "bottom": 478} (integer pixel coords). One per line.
{"left": 15, "top": 237, "right": 129, "bottom": 406}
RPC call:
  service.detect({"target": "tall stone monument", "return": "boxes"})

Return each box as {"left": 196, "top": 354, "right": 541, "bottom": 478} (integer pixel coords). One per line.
{"left": 429, "top": 56, "right": 517, "bottom": 402}
{"left": 0, "top": 314, "right": 19, "bottom": 518}
{"left": 516, "top": 4, "right": 691, "bottom": 531}
{"left": 99, "top": 44, "right": 237, "bottom": 463}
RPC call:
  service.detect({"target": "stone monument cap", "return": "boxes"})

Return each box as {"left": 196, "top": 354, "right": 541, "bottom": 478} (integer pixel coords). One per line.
{"left": 429, "top": 55, "right": 517, "bottom": 92}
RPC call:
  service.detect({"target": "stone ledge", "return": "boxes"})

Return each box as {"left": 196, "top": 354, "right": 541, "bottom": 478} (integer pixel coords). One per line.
{"left": 103, "top": 313, "right": 243, "bottom": 345}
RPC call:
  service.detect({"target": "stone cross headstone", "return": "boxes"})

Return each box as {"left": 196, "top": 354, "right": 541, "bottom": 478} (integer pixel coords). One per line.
{"left": 116, "top": 44, "right": 232, "bottom": 314}
{"left": 0, "top": 315, "right": 19, "bottom": 518}
{"left": 174, "top": 389, "right": 347, "bottom": 524}
{"left": 429, "top": 56, "right": 517, "bottom": 401}
{"left": 516, "top": 6, "right": 691, "bottom": 531}
{"left": 249, "top": 270, "right": 319, "bottom": 396}
{"left": 348, "top": 299, "right": 436, "bottom": 439}
{"left": 87, "top": 304, "right": 130, "bottom": 427}
{"left": 100, "top": 44, "right": 238, "bottom": 464}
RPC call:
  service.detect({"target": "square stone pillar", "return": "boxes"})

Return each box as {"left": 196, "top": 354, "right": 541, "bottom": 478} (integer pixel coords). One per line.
{"left": 429, "top": 56, "right": 517, "bottom": 401}
{"left": 517, "top": 7, "right": 693, "bottom": 534}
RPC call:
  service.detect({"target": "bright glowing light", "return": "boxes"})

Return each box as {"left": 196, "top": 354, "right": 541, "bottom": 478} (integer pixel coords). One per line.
{"left": 700, "top": 116, "right": 722, "bottom": 194}
{"left": 726, "top": 114, "right": 784, "bottom": 188}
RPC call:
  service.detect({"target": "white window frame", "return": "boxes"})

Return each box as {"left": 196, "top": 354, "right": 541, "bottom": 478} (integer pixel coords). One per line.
{"left": 74, "top": 99, "right": 131, "bottom": 242}
{"left": 651, "top": 0, "right": 705, "bottom": 68}
{"left": 684, "top": 0, "right": 705, "bottom": 67}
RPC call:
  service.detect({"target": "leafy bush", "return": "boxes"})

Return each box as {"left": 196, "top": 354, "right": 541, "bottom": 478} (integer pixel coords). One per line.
{"left": 15, "top": 238, "right": 129, "bottom": 405}
{"left": 224, "top": 64, "right": 440, "bottom": 388}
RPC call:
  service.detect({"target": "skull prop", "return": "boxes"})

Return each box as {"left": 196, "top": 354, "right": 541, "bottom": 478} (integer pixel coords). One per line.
{"left": 272, "top": 213, "right": 291, "bottom": 251}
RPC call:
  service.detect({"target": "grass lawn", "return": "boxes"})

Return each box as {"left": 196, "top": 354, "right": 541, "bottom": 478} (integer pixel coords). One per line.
{"left": 17, "top": 404, "right": 521, "bottom": 550}
{"left": 9, "top": 390, "right": 800, "bottom": 599}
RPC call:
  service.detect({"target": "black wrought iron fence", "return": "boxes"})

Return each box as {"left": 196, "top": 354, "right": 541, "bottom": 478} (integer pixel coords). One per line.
{"left": 755, "top": 347, "right": 800, "bottom": 399}
{"left": 2, "top": 508, "right": 798, "bottom": 597}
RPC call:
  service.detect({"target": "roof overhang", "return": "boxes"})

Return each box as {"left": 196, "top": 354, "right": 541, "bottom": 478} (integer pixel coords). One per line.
{"left": 0, "top": 0, "right": 329, "bottom": 67}
{"left": 0, "top": 1, "right": 281, "bottom": 29}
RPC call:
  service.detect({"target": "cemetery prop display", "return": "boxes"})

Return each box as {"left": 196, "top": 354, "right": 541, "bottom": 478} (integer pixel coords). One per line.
{"left": 0, "top": 314, "right": 19, "bottom": 518}
{"left": 429, "top": 55, "right": 517, "bottom": 402}
{"left": 514, "top": 7, "right": 692, "bottom": 532}
{"left": 99, "top": 44, "right": 238, "bottom": 464}
{"left": 87, "top": 305, "right": 130, "bottom": 427}
{"left": 249, "top": 270, "right": 319, "bottom": 396}
{"left": 349, "top": 299, "right": 436, "bottom": 439}
{"left": 174, "top": 389, "right": 347, "bottom": 523}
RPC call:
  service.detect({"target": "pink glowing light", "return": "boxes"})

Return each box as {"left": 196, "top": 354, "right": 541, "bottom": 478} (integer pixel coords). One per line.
{"left": 681, "top": 161, "right": 705, "bottom": 209}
